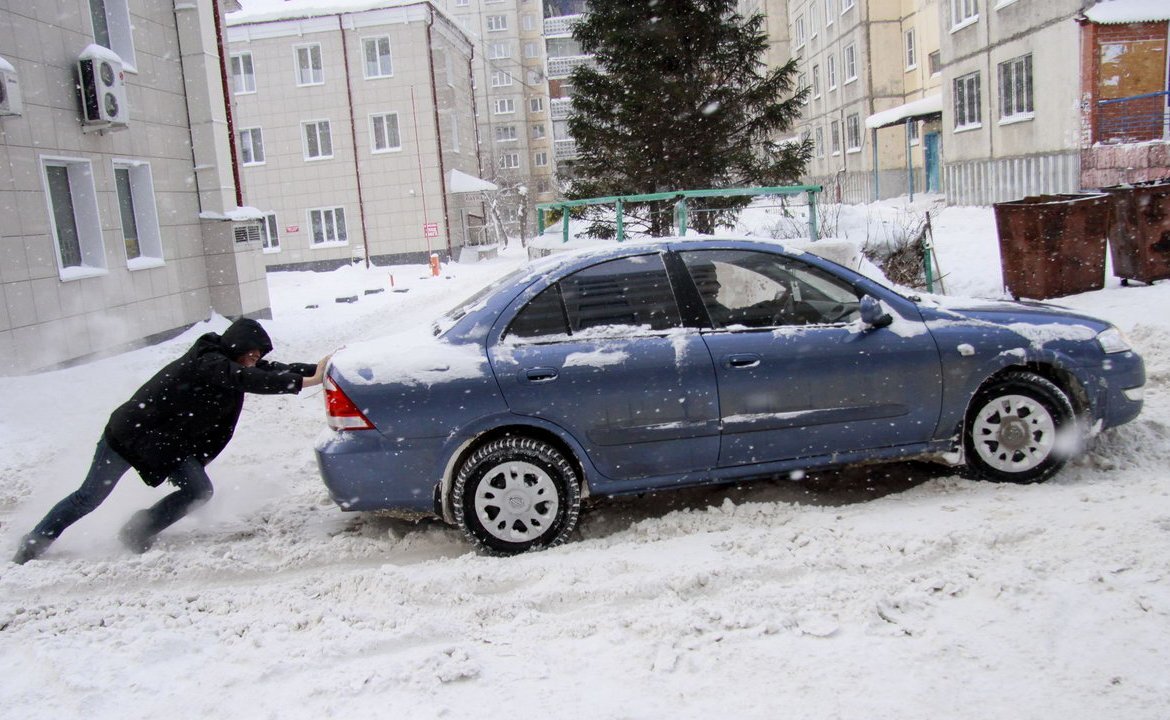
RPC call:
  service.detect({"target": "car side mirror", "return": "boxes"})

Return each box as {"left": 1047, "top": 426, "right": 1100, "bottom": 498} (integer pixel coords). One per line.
{"left": 860, "top": 295, "right": 893, "bottom": 329}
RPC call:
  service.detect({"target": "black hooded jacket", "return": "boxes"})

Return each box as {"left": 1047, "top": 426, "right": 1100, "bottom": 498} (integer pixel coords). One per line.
{"left": 104, "top": 319, "right": 316, "bottom": 486}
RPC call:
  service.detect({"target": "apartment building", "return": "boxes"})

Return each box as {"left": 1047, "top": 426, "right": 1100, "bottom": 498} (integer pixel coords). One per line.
{"left": 225, "top": 1, "right": 485, "bottom": 270}
{"left": 543, "top": 0, "right": 590, "bottom": 177}
{"left": 441, "top": 0, "right": 557, "bottom": 238}
{"left": 1, "top": 0, "right": 270, "bottom": 375}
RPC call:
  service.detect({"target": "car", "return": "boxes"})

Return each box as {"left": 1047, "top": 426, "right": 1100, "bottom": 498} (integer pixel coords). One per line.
{"left": 315, "top": 238, "right": 1146, "bottom": 555}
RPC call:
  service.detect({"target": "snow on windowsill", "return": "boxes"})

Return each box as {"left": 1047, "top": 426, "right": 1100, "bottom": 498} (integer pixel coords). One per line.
{"left": 127, "top": 257, "right": 166, "bottom": 272}
{"left": 998, "top": 113, "right": 1035, "bottom": 127}
{"left": 949, "top": 16, "right": 979, "bottom": 33}
{"left": 58, "top": 265, "right": 108, "bottom": 282}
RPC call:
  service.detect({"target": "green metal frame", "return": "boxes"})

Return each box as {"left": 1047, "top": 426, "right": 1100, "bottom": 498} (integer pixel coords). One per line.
{"left": 536, "top": 185, "right": 824, "bottom": 244}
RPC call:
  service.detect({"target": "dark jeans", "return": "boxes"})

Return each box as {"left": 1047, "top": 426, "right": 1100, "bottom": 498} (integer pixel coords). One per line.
{"left": 29, "top": 437, "right": 214, "bottom": 543}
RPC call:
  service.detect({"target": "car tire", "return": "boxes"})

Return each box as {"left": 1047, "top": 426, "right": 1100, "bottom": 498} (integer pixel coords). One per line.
{"left": 963, "top": 371, "right": 1076, "bottom": 484}
{"left": 453, "top": 436, "right": 581, "bottom": 555}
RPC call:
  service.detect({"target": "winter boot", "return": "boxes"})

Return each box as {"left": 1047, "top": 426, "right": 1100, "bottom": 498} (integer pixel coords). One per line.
{"left": 12, "top": 533, "right": 52, "bottom": 564}
{"left": 118, "top": 510, "right": 156, "bottom": 555}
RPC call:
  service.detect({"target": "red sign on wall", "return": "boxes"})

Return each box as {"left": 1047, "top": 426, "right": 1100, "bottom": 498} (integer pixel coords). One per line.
{"left": 285, "top": 225, "right": 300, "bottom": 233}
{"left": 423, "top": 222, "right": 439, "bottom": 238}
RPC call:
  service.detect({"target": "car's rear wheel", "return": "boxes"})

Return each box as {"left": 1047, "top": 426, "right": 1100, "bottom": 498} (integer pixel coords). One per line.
{"left": 964, "top": 371, "right": 1075, "bottom": 483}
{"left": 453, "top": 436, "right": 581, "bottom": 555}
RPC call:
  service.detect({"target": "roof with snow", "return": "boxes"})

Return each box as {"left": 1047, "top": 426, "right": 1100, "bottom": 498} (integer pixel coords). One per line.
{"left": 865, "top": 94, "right": 942, "bottom": 130}
{"left": 1083, "top": 0, "right": 1170, "bottom": 24}
{"left": 448, "top": 169, "right": 498, "bottom": 193}
{"left": 227, "top": 0, "right": 425, "bottom": 25}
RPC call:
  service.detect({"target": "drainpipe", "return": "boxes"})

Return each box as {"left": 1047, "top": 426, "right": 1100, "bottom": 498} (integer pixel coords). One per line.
{"left": 426, "top": 7, "right": 453, "bottom": 256}
{"left": 339, "top": 14, "right": 372, "bottom": 267}
{"left": 211, "top": 0, "right": 244, "bottom": 208}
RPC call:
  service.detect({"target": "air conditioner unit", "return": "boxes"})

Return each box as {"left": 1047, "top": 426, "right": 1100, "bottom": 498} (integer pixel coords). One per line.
{"left": 0, "top": 58, "right": 21, "bottom": 116}
{"left": 77, "top": 47, "right": 128, "bottom": 130}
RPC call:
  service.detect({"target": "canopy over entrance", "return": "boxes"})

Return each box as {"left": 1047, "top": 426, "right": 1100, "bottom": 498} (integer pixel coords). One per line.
{"left": 448, "top": 169, "right": 499, "bottom": 193}
{"left": 866, "top": 94, "right": 943, "bottom": 130}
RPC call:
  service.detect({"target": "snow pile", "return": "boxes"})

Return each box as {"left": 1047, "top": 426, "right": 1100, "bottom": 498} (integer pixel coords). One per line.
{"left": 2, "top": 199, "right": 1169, "bottom": 719}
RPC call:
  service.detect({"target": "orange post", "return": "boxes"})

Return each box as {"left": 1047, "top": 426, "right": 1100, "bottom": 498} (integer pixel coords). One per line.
{"left": 429, "top": 253, "right": 441, "bottom": 277}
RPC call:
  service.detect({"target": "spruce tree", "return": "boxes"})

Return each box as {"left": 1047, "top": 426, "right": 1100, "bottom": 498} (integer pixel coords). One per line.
{"left": 567, "top": 0, "right": 811, "bottom": 236}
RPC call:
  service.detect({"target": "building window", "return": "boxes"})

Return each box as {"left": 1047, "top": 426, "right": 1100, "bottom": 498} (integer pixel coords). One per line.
{"left": 88, "top": 0, "right": 136, "bottom": 71}
{"left": 954, "top": 71, "right": 982, "bottom": 129}
{"left": 231, "top": 53, "right": 255, "bottom": 94}
{"left": 486, "top": 15, "right": 508, "bottom": 31}
{"left": 363, "top": 36, "right": 393, "bottom": 79}
{"left": 532, "top": 123, "right": 545, "bottom": 139}
{"left": 524, "top": 41, "right": 541, "bottom": 59}
{"left": 371, "top": 112, "right": 401, "bottom": 152}
{"left": 794, "top": 16, "right": 805, "bottom": 48}
{"left": 826, "top": 0, "right": 836, "bottom": 25}
{"left": 43, "top": 158, "right": 104, "bottom": 275}
{"left": 309, "top": 207, "right": 347, "bottom": 246}
{"left": 296, "top": 44, "right": 324, "bottom": 86}
{"left": 239, "top": 128, "right": 265, "bottom": 165}
{"left": 455, "top": 0, "right": 468, "bottom": 5}
{"left": 951, "top": 0, "right": 978, "bottom": 28}
{"left": 798, "top": 72, "right": 808, "bottom": 104}
{"left": 827, "top": 55, "right": 838, "bottom": 89}
{"left": 523, "top": 14, "right": 537, "bottom": 31}
{"left": 534, "top": 151, "right": 548, "bottom": 167}
{"left": 998, "top": 54, "right": 1033, "bottom": 121}
{"left": 812, "top": 65, "right": 821, "bottom": 97}
{"left": 844, "top": 44, "right": 857, "bottom": 82}
{"left": 929, "top": 51, "right": 942, "bottom": 76}
{"left": 261, "top": 213, "right": 280, "bottom": 253}
{"left": 528, "top": 69, "right": 542, "bottom": 86}
{"left": 815, "top": 127, "right": 825, "bottom": 158}
{"left": 494, "top": 97, "right": 516, "bottom": 114}
{"left": 495, "top": 125, "right": 518, "bottom": 142}
{"left": 491, "top": 70, "right": 513, "bottom": 87}
{"left": 530, "top": 97, "right": 544, "bottom": 114}
{"left": 113, "top": 162, "right": 162, "bottom": 266}
{"left": 846, "top": 113, "right": 861, "bottom": 151}
{"left": 810, "top": 6, "right": 820, "bottom": 38}
{"left": 830, "top": 120, "right": 841, "bottom": 155}
{"left": 490, "top": 42, "right": 511, "bottom": 59}
{"left": 303, "top": 120, "right": 333, "bottom": 159}
{"left": 499, "top": 152, "right": 520, "bottom": 169}
{"left": 905, "top": 29, "right": 917, "bottom": 69}
{"left": 842, "top": 0, "right": 856, "bottom": 10}
{"left": 908, "top": 121, "right": 921, "bottom": 145}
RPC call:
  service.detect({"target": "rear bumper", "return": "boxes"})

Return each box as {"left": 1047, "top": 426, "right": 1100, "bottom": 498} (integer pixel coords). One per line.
{"left": 314, "top": 430, "right": 441, "bottom": 514}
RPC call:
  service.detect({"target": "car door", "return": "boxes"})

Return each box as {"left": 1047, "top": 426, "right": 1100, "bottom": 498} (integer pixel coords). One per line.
{"left": 678, "top": 249, "right": 944, "bottom": 467}
{"left": 489, "top": 253, "right": 721, "bottom": 484}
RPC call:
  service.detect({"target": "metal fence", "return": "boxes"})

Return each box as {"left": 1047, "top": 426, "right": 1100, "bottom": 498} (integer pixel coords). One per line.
{"left": 1096, "top": 90, "right": 1170, "bottom": 143}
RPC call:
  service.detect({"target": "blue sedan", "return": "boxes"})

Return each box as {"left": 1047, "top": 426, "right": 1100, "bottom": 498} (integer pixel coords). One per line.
{"left": 315, "top": 239, "right": 1145, "bottom": 555}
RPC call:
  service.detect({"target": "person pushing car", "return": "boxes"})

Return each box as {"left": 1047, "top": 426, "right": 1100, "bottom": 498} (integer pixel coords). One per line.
{"left": 12, "top": 318, "right": 330, "bottom": 563}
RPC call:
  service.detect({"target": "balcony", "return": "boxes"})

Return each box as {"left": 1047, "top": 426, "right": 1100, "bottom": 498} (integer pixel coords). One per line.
{"left": 546, "top": 54, "right": 594, "bottom": 80}
{"left": 544, "top": 14, "right": 582, "bottom": 37}
{"left": 550, "top": 97, "right": 573, "bottom": 121}
{"left": 554, "top": 138, "right": 578, "bottom": 162}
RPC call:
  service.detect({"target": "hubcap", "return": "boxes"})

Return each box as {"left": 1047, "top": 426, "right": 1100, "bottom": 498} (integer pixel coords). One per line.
{"left": 474, "top": 460, "right": 559, "bottom": 543}
{"left": 972, "top": 394, "right": 1057, "bottom": 473}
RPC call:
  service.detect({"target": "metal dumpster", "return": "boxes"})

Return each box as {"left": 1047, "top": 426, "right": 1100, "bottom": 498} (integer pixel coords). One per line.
{"left": 993, "top": 193, "right": 1112, "bottom": 300}
{"left": 1101, "top": 180, "right": 1170, "bottom": 285}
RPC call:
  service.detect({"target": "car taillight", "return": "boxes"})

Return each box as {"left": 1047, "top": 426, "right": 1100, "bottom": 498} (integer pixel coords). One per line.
{"left": 324, "top": 375, "right": 374, "bottom": 431}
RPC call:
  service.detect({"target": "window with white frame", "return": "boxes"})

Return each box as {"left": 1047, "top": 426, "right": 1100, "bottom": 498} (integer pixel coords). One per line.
{"left": 846, "top": 113, "right": 861, "bottom": 151}
{"left": 231, "top": 53, "right": 255, "bottom": 94}
{"left": 486, "top": 15, "right": 508, "bottom": 31}
{"left": 534, "top": 151, "right": 548, "bottom": 167}
{"left": 998, "top": 54, "right": 1033, "bottom": 120}
{"left": 810, "top": 5, "right": 820, "bottom": 38}
{"left": 260, "top": 213, "right": 280, "bottom": 252}
{"left": 954, "top": 71, "right": 982, "bottom": 129}
{"left": 88, "top": 0, "right": 136, "bottom": 71}
{"left": 522, "top": 14, "right": 537, "bottom": 31}
{"left": 42, "top": 158, "right": 105, "bottom": 275}
{"left": 490, "top": 42, "right": 511, "bottom": 59}
{"left": 828, "top": 54, "right": 838, "bottom": 89}
{"left": 494, "top": 97, "right": 516, "bottom": 114}
{"left": 798, "top": 72, "right": 808, "bottom": 104}
{"left": 929, "top": 51, "right": 941, "bottom": 76}
{"left": 455, "top": 0, "right": 468, "bottom": 5}
{"left": 524, "top": 41, "right": 541, "bottom": 59}
{"left": 908, "top": 120, "right": 921, "bottom": 145}
{"left": 794, "top": 16, "right": 805, "bottom": 47}
{"left": 844, "top": 44, "right": 857, "bottom": 82}
{"left": 826, "top": 0, "right": 836, "bottom": 24}
{"left": 303, "top": 120, "right": 333, "bottom": 159}
{"left": 812, "top": 65, "right": 821, "bottom": 97}
{"left": 363, "top": 36, "right": 393, "bottom": 78}
{"left": 499, "top": 152, "right": 520, "bottom": 169}
{"left": 296, "top": 44, "right": 323, "bottom": 86}
{"left": 815, "top": 127, "right": 825, "bottom": 158}
{"left": 530, "top": 97, "right": 544, "bottom": 113}
{"left": 830, "top": 120, "right": 841, "bottom": 154}
{"left": 842, "top": 0, "right": 856, "bottom": 10}
{"left": 239, "top": 128, "right": 265, "bottom": 165}
{"left": 113, "top": 162, "right": 162, "bottom": 266}
{"left": 532, "top": 123, "right": 545, "bottom": 139}
{"left": 491, "top": 70, "right": 513, "bottom": 87}
{"left": 309, "top": 207, "right": 347, "bottom": 246}
{"left": 905, "top": 29, "right": 917, "bottom": 69}
{"left": 951, "top": 0, "right": 978, "bottom": 28}
{"left": 495, "top": 125, "right": 518, "bottom": 142}
{"left": 527, "top": 69, "right": 542, "bottom": 86}
{"left": 371, "top": 112, "right": 401, "bottom": 152}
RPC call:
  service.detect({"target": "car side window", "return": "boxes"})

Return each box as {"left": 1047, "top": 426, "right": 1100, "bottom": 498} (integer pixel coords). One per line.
{"left": 507, "top": 284, "right": 567, "bottom": 339}
{"left": 561, "top": 255, "right": 682, "bottom": 333}
{"left": 681, "top": 249, "right": 861, "bottom": 328}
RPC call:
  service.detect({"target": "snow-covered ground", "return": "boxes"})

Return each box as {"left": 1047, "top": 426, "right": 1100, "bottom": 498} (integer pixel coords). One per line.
{"left": 2, "top": 197, "right": 1169, "bottom": 719}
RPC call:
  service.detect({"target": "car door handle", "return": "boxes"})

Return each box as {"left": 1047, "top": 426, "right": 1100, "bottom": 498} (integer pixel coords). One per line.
{"left": 725, "top": 353, "right": 761, "bottom": 369}
{"left": 521, "top": 367, "right": 559, "bottom": 383}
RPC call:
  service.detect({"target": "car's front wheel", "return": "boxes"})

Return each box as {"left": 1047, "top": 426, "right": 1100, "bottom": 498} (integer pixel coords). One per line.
{"left": 453, "top": 436, "right": 581, "bottom": 555}
{"left": 964, "top": 371, "right": 1076, "bottom": 483}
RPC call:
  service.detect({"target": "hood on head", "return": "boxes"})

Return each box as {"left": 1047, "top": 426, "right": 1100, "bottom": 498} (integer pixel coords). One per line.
{"left": 220, "top": 318, "right": 273, "bottom": 358}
